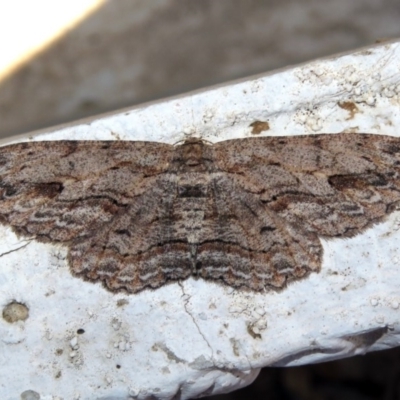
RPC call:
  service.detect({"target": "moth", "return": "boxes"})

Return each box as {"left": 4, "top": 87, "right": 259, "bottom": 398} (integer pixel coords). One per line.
{"left": 0, "top": 133, "right": 399, "bottom": 293}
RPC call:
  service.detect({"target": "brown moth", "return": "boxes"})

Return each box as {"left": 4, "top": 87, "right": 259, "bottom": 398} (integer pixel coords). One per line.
{"left": 0, "top": 133, "right": 399, "bottom": 293}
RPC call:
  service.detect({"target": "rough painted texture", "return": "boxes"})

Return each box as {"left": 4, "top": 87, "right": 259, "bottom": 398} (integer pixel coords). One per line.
{"left": 1, "top": 133, "right": 400, "bottom": 294}
{"left": 1, "top": 39, "right": 400, "bottom": 400}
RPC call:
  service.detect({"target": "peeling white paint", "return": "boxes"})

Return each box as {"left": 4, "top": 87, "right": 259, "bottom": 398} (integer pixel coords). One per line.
{"left": 1, "top": 40, "right": 400, "bottom": 399}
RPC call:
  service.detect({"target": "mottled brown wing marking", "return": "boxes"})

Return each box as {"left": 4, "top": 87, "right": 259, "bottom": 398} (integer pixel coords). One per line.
{"left": 1, "top": 134, "right": 400, "bottom": 293}
{"left": 191, "top": 169, "right": 322, "bottom": 291}
{"left": 0, "top": 140, "right": 175, "bottom": 290}
{"left": 213, "top": 132, "right": 400, "bottom": 245}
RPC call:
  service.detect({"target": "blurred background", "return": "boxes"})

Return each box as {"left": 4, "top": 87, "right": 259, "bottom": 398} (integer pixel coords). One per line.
{"left": 1, "top": 1, "right": 400, "bottom": 398}
{"left": 1, "top": 0, "right": 400, "bottom": 139}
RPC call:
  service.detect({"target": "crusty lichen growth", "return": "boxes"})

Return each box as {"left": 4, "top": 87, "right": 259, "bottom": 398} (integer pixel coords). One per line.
{"left": 3, "top": 301, "right": 29, "bottom": 323}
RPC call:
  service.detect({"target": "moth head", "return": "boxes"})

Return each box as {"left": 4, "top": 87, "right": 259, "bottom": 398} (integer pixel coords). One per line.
{"left": 173, "top": 138, "right": 212, "bottom": 170}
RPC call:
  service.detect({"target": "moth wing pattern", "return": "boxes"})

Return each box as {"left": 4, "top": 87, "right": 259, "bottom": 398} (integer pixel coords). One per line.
{"left": 204, "top": 133, "right": 400, "bottom": 289}
{"left": 0, "top": 140, "right": 177, "bottom": 291}
{"left": 1, "top": 133, "right": 400, "bottom": 294}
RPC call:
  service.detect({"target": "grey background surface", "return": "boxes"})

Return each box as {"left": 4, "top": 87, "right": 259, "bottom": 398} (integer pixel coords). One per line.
{"left": 1, "top": 0, "right": 400, "bottom": 138}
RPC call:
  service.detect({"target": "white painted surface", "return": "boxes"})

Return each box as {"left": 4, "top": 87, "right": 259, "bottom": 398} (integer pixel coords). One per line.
{"left": 1, "top": 40, "right": 400, "bottom": 400}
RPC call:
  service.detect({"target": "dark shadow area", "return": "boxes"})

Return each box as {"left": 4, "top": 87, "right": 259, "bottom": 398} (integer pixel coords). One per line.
{"left": 206, "top": 346, "right": 400, "bottom": 400}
